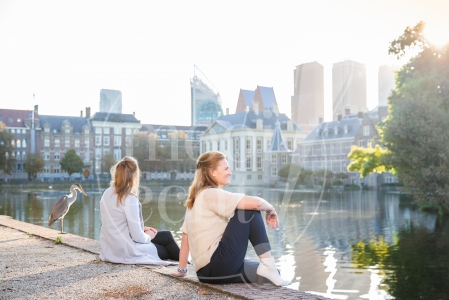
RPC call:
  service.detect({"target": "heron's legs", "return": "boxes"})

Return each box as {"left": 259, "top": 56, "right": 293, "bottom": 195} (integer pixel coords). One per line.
{"left": 60, "top": 218, "right": 65, "bottom": 234}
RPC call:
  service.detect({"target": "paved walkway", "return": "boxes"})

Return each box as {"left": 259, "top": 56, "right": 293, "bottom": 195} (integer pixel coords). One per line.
{"left": 0, "top": 216, "right": 329, "bottom": 299}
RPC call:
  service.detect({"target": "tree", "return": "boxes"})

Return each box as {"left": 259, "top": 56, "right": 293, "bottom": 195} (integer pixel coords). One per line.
{"left": 348, "top": 144, "right": 394, "bottom": 177}
{"left": 0, "top": 122, "right": 15, "bottom": 174}
{"left": 278, "top": 164, "right": 302, "bottom": 179}
{"left": 60, "top": 149, "right": 84, "bottom": 176}
{"left": 347, "top": 21, "right": 449, "bottom": 213}
{"left": 101, "top": 152, "right": 116, "bottom": 174}
{"left": 24, "top": 153, "right": 44, "bottom": 179}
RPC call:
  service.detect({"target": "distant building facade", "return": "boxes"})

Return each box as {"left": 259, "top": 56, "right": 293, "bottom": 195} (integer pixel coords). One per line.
{"left": 291, "top": 61, "right": 324, "bottom": 127}
{"left": 378, "top": 65, "right": 397, "bottom": 106}
{"left": 190, "top": 76, "right": 223, "bottom": 127}
{"left": 202, "top": 86, "right": 307, "bottom": 185}
{"left": 38, "top": 113, "right": 93, "bottom": 181}
{"left": 100, "top": 89, "right": 122, "bottom": 114}
{"left": 90, "top": 112, "right": 141, "bottom": 177}
{"left": 332, "top": 60, "right": 367, "bottom": 120}
{"left": 0, "top": 106, "right": 40, "bottom": 181}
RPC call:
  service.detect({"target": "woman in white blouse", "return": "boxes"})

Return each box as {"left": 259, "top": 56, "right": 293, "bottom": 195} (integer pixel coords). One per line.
{"left": 99, "top": 156, "right": 179, "bottom": 265}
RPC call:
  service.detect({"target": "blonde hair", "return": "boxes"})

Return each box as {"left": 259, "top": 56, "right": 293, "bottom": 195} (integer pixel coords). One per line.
{"left": 110, "top": 156, "right": 141, "bottom": 206}
{"left": 185, "top": 151, "right": 226, "bottom": 209}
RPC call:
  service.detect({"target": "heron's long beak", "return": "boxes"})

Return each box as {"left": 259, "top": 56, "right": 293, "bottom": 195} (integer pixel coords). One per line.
{"left": 77, "top": 188, "right": 88, "bottom": 197}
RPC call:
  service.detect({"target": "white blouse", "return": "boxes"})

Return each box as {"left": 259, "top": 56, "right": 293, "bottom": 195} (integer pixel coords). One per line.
{"left": 99, "top": 187, "right": 171, "bottom": 265}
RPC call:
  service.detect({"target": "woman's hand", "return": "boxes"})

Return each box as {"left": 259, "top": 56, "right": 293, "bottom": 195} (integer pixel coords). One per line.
{"left": 265, "top": 209, "right": 279, "bottom": 229}
{"left": 144, "top": 227, "right": 157, "bottom": 239}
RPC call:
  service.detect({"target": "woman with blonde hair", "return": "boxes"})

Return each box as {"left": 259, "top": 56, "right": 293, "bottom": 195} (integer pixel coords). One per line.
{"left": 99, "top": 156, "right": 179, "bottom": 265}
{"left": 172, "top": 151, "right": 291, "bottom": 285}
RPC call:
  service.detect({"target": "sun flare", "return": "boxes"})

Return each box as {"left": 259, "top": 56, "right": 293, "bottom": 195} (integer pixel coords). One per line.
{"left": 424, "top": 24, "right": 448, "bottom": 47}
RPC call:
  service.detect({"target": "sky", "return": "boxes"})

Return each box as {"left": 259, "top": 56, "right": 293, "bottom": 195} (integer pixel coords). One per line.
{"left": 0, "top": 0, "right": 448, "bottom": 125}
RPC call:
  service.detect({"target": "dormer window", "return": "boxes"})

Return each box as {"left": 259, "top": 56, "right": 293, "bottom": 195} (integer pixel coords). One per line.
{"left": 324, "top": 129, "right": 328, "bottom": 136}
{"left": 344, "top": 125, "right": 348, "bottom": 134}
{"left": 334, "top": 127, "right": 338, "bottom": 135}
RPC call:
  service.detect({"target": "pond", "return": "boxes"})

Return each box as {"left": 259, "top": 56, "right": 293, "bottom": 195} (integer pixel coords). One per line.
{"left": 1, "top": 184, "right": 448, "bottom": 300}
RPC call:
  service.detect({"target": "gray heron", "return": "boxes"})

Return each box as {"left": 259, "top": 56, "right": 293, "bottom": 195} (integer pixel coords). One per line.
{"left": 48, "top": 183, "right": 87, "bottom": 233}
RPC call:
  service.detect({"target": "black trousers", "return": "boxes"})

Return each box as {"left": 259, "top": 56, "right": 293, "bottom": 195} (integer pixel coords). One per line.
{"left": 152, "top": 230, "right": 180, "bottom": 261}
{"left": 196, "top": 210, "right": 271, "bottom": 284}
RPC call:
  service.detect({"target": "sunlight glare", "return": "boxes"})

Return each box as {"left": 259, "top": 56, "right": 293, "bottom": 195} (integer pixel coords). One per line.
{"left": 424, "top": 24, "right": 448, "bottom": 47}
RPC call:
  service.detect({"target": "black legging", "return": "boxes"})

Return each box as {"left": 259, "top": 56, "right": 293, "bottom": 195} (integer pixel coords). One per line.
{"left": 152, "top": 230, "right": 180, "bottom": 261}
{"left": 196, "top": 210, "right": 271, "bottom": 284}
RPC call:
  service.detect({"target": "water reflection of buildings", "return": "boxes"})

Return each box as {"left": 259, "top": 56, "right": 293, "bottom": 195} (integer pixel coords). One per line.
{"left": 231, "top": 188, "right": 437, "bottom": 299}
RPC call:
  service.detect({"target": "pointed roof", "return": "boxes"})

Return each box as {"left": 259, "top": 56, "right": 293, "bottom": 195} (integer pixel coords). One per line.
{"left": 235, "top": 89, "right": 255, "bottom": 113}
{"left": 268, "top": 120, "right": 290, "bottom": 152}
{"left": 253, "top": 86, "right": 277, "bottom": 111}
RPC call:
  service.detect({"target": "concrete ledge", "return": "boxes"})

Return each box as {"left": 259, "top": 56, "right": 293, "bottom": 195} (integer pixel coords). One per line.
{"left": 0, "top": 216, "right": 329, "bottom": 300}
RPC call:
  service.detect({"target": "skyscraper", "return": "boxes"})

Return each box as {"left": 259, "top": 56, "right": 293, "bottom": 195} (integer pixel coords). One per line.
{"left": 332, "top": 60, "right": 367, "bottom": 120}
{"left": 290, "top": 61, "right": 324, "bottom": 126}
{"left": 378, "top": 65, "right": 397, "bottom": 106}
{"left": 190, "top": 66, "right": 223, "bottom": 127}
{"left": 100, "top": 89, "right": 122, "bottom": 114}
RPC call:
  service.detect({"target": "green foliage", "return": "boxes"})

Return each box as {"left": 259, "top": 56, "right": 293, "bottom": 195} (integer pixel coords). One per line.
{"left": 383, "top": 21, "right": 449, "bottom": 213}
{"left": 0, "top": 122, "right": 15, "bottom": 174}
{"left": 60, "top": 149, "right": 84, "bottom": 176}
{"left": 55, "top": 236, "right": 62, "bottom": 244}
{"left": 278, "top": 164, "right": 302, "bottom": 179}
{"left": 101, "top": 152, "right": 116, "bottom": 174}
{"left": 24, "top": 153, "right": 44, "bottom": 179}
{"left": 313, "top": 168, "right": 333, "bottom": 179}
{"left": 344, "top": 184, "right": 360, "bottom": 190}
{"left": 347, "top": 144, "right": 395, "bottom": 177}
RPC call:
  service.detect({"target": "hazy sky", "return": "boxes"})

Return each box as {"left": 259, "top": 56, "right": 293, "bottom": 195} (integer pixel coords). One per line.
{"left": 0, "top": 0, "right": 448, "bottom": 125}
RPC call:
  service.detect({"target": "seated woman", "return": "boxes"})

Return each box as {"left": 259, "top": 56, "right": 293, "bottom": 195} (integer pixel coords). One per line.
{"left": 99, "top": 156, "right": 179, "bottom": 265}
{"left": 172, "top": 151, "right": 291, "bottom": 286}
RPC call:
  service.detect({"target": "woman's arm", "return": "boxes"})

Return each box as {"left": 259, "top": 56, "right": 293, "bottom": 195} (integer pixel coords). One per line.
{"left": 123, "top": 196, "right": 152, "bottom": 243}
{"left": 171, "top": 233, "right": 189, "bottom": 277}
{"left": 236, "top": 195, "right": 279, "bottom": 229}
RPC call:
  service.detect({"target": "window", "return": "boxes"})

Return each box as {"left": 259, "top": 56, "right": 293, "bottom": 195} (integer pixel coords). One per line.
{"left": 95, "top": 161, "right": 101, "bottom": 174}
{"left": 114, "top": 127, "right": 121, "bottom": 135}
{"left": 209, "top": 142, "right": 212, "bottom": 151}
{"left": 126, "top": 137, "right": 131, "bottom": 146}
{"left": 22, "top": 139, "right": 26, "bottom": 148}
{"left": 55, "top": 139, "right": 60, "bottom": 148}
{"left": 257, "top": 139, "right": 262, "bottom": 153}
{"left": 235, "top": 154, "right": 241, "bottom": 169}
{"left": 258, "top": 174, "right": 263, "bottom": 180}
{"left": 95, "top": 128, "right": 101, "bottom": 134}
{"left": 114, "top": 149, "right": 121, "bottom": 161}
{"left": 17, "top": 118, "right": 21, "bottom": 122}
{"left": 84, "top": 128, "right": 90, "bottom": 134}
{"left": 330, "top": 143, "right": 335, "bottom": 155}
{"left": 235, "top": 138, "right": 240, "bottom": 151}
{"left": 363, "top": 125, "right": 370, "bottom": 136}
{"left": 54, "top": 152, "right": 60, "bottom": 160}
{"left": 271, "top": 167, "right": 277, "bottom": 177}
{"left": 95, "top": 148, "right": 101, "bottom": 159}
{"left": 103, "top": 148, "right": 109, "bottom": 155}
{"left": 344, "top": 125, "right": 348, "bottom": 134}
{"left": 114, "top": 136, "right": 121, "bottom": 146}
{"left": 103, "top": 127, "right": 110, "bottom": 134}
{"left": 44, "top": 164, "right": 50, "bottom": 173}
{"left": 246, "top": 138, "right": 251, "bottom": 152}
{"left": 75, "top": 139, "right": 80, "bottom": 148}
{"left": 247, "top": 174, "right": 252, "bottom": 180}
{"left": 287, "top": 139, "right": 293, "bottom": 150}
{"left": 16, "top": 139, "right": 21, "bottom": 148}
{"left": 104, "top": 136, "right": 110, "bottom": 146}
{"left": 281, "top": 154, "right": 287, "bottom": 164}
{"left": 334, "top": 127, "right": 338, "bottom": 135}
{"left": 267, "top": 139, "right": 271, "bottom": 150}
{"left": 44, "top": 127, "right": 50, "bottom": 133}
{"left": 313, "top": 145, "right": 321, "bottom": 156}
{"left": 16, "top": 151, "right": 21, "bottom": 160}
{"left": 84, "top": 152, "right": 89, "bottom": 162}
{"left": 54, "top": 164, "right": 60, "bottom": 173}
{"left": 126, "top": 128, "right": 131, "bottom": 135}
{"left": 11, "top": 140, "right": 15, "bottom": 147}
{"left": 95, "top": 136, "right": 101, "bottom": 146}
{"left": 202, "top": 142, "right": 206, "bottom": 153}
{"left": 85, "top": 139, "right": 90, "bottom": 148}
{"left": 271, "top": 154, "right": 277, "bottom": 163}
{"left": 246, "top": 156, "right": 251, "bottom": 169}
{"left": 358, "top": 140, "right": 366, "bottom": 147}
{"left": 44, "top": 152, "right": 50, "bottom": 160}
{"left": 225, "top": 141, "right": 228, "bottom": 151}
{"left": 22, "top": 151, "right": 26, "bottom": 161}
{"left": 65, "top": 128, "right": 70, "bottom": 133}
{"left": 257, "top": 156, "right": 262, "bottom": 169}
{"left": 65, "top": 139, "right": 70, "bottom": 148}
